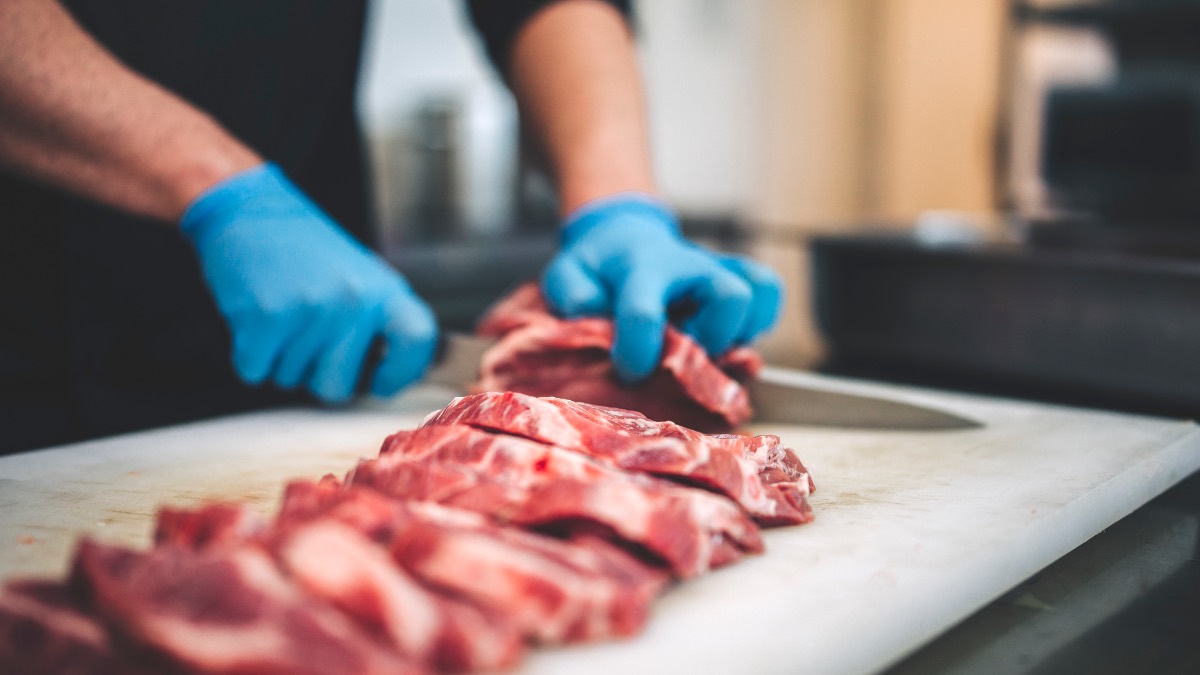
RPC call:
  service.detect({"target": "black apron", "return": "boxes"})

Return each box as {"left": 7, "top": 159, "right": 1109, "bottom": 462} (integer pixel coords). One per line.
{"left": 0, "top": 1, "right": 370, "bottom": 452}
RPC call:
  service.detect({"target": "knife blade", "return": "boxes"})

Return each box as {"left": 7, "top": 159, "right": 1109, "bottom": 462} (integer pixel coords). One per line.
{"left": 422, "top": 332, "right": 497, "bottom": 390}
{"left": 748, "top": 371, "right": 979, "bottom": 430}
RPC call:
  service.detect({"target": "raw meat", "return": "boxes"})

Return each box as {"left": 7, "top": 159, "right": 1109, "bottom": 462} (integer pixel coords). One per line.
{"left": 474, "top": 283, "right": 761, "bottom": 432}
{"left": 280, "top": 480, "right": 669, "bottom": 643}
{"left": 0, "top": 580, "right": 164, "bottom": 675}
{"left": 1, "top": 370, "right": 818, "bottom": 672}
{"left": 420, "top": 391, "right": 815, "bottom": 525}
{"left": 154, "top": 502, "right": 266, "bottom": 550}
{"left": 154, "top": 501, "right": 523, "bottom": 673}
{"left": 353, "top": 424, "right": 764, "bottom": 577}
{"left": 474, "top": 282, "right": 549, "bottom": 336}
{"left": 70, "top": 539, "right": 423, "bottom": 675}
{"left": 275, "top": 520, "right": 522, "bottom": 672}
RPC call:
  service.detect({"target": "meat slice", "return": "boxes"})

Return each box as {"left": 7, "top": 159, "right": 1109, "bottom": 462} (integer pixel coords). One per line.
{"left": 474, "top": 282, "right": 761, "bottom": 432}
{"left": 154, "top": 500, "right": 523, "bottom": 673}
{"left": 154, "top": 502, "right": 267, "bottom": 549}
{"left": 0, "top": 580, "right": 164, "bottom": 675}
{"left": 420, "top": 391, "right": 815, "bottom": 525}
{"left": 70, "top": 539, "right": 422, "bottom": 675}
{"left": 353, "top": 424, "right": 764, "bottom": 577}
{"left": 275, "top": 520, "right": 523, "bottom": 672}
{"left": 280, "top": 481, "right": 669, "bottom": 644}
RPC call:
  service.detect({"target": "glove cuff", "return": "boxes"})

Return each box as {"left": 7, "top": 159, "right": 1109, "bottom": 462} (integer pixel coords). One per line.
{"left": 561, "top": 192, "right": 679, "bottom": 246}
{"left": 179, "top": 162, "right": 293, "bottom": 247}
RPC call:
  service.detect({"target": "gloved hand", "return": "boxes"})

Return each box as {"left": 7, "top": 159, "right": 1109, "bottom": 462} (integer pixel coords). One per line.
{"left": 541, "top": 193, "right": 782, "bottom": 382}
{"left": 180, "top": 163, "right": 437, "bottom": 403}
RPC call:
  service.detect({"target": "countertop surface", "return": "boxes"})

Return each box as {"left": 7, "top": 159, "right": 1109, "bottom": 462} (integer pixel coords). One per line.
{"left": 2, "top": 370, "right": 1198, "bottom": 674}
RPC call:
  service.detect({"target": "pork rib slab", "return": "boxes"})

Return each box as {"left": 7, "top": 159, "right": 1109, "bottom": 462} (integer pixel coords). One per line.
{"left": 70, "top": 539, "right": 423, "bottom": 675}
{"left": 0, "top": 580, "right": 164, "bottom": 675}
{"left": 280, "top": 480, "right": 669, "bottom": 644}
{"left": 474, "top": 282, "right": 759, "bottom": 431}
{"left": 354, "top": 423, "right": 763, "bottom": 577}
{"left": 155, "top": 500, "right": 523, "bottom": 673}
{"left": 419, "top": 391, "right": 814, "bottom": 525}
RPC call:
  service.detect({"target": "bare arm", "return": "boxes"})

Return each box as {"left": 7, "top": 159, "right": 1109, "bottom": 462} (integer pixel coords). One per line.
{"left": 507, "top": 0, "right": 656, "bottom": 216}
{"left": 0, "top": 0, "right": 260, "bottom": 222}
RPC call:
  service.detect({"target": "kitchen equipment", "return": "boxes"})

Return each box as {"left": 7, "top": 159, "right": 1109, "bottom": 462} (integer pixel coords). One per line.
{"left": 749, "top": 368, "right": 978, "bottom": 429}
{"left": 813, "top": 0, "right": 1200, "bottom": 416}
{"left": 427, "top": 333, "right": 978, "bottom": 430}
{"left": 1028, "top": 0, "right": 1200, "bottom": 225}
{"left": 812, "top": 233, "right": 1200, "bottom": 416}
{"left": 2, "top": 371, "right": 1197, "bottom": 674}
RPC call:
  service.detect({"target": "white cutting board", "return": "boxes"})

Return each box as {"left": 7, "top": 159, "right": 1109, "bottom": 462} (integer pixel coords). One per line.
{"left": 1, "top": 371, "right": 1198, "bottom": 675}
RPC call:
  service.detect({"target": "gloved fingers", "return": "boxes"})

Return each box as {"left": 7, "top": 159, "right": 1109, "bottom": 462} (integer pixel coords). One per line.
{"left": 719, "top": 254, "right": 784, "bottom": 343}
{"left": 308, "top": 306, "right": 382, "bottom": 404}
{"left": 229, "top": 308, "right": 306, "bottom": 385}
{"left": 611, "top": 272, "right": 670, "bottom": 383}
{"left": 541, "top": 254, "right": 610, "bottom": 317}
{"left": 272, "top": 306, "right": 346, "bottom": 390}
{"left": 371, "top": 295, "right": 438, "bottom": 397}
{"left": 677, "top": 265, "right": 754, "bottom": 356}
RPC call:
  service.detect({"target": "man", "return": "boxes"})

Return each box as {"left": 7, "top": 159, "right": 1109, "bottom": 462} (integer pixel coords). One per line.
{"left": 0, "top": 0, "right": 782, "bottom": 452}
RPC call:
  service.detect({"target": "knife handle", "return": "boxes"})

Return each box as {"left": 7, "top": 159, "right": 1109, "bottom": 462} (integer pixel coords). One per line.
{"left": 354, "top": 335, "right": 450, "bottom": 396}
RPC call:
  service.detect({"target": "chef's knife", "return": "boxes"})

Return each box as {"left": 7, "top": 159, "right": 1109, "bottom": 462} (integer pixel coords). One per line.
{"left": 748, "top": 371, "right": 979, "bottom": 430}
{"left": 422, "top": 333, "right": 496, "bottom": 389}
{"left": 423, "top": 333, "right": 977, "bottom": 430}
{"left": 356, "top": 332, "right": 493, "bottom": 395}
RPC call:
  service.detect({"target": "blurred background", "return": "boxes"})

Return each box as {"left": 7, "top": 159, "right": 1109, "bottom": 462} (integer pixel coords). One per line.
{"left": 357, "top": 0, "right": 1200, "bottom": 416}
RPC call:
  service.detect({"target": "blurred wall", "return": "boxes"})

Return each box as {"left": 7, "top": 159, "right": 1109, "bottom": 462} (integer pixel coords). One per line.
{"left": 636, "top": 0, "right": 767, "bottom": 216}
{"left": 751, "top": 0, "right": 1007, "bottom": 231}
{"left": 871, "top": 0, "right": 1006, "bottom": 222}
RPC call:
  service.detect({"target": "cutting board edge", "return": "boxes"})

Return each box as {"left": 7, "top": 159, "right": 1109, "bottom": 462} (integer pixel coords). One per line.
{"left": 853, "top": 425, "right": 1200, "bottom": 675}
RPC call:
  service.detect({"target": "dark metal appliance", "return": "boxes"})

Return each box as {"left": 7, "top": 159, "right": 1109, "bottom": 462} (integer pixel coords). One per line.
{"left": 813, "top": 0, "right": 1200, "bottom": 416}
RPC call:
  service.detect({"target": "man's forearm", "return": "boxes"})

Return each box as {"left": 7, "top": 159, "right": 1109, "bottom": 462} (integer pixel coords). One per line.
{"left": 508, "top": 0, "right": 657, "bottom": 216}
{"left": 0, "top": 0, "right": 260, "bottom": 222}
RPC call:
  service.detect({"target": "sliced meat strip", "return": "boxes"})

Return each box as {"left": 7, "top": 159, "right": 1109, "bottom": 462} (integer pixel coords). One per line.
{"left": 473, "top": 282, "right": 759, "bottom": 432}
{"left": 352, "top": 424, "right": 764, "bottom": 577}
{"left": 274, "top": 520, "right": 523, "bottom": 673}
{"left": 154, "top": 502, "right": 267, "bottom": 549}
{"left": 280, "top": 481, "right": 669, "bottom": 644}
{"left": 0, "top": 579, "right": 165, "bottom": 675}
{"left": 70, "top": 539, "right": 423, "bottom": 675}
{"left": 154, "top": 500, "right": 523, "bottom": 673}
{"left": 418, "top": 391, "right": 814, "bottom": 525}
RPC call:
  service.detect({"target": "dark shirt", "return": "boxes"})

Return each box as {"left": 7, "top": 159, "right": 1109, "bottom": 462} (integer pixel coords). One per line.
{"left": 0, "top": 0, "right": 628, "bottom": 453}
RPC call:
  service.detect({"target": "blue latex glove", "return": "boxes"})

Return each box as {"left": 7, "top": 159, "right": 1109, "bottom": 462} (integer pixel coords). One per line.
{"left": 541, "top": 194, "right": 783, "bottom": 382}
{"left": 181, "top": 163, "right": 437, "bottom": 403}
